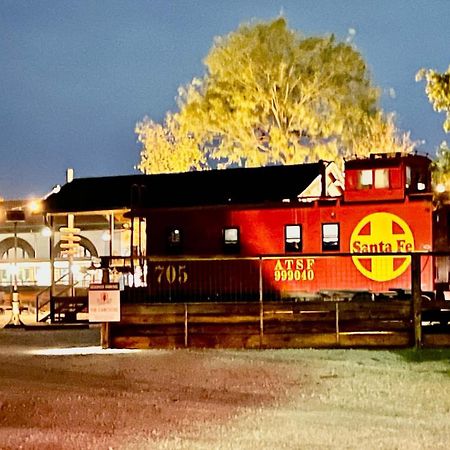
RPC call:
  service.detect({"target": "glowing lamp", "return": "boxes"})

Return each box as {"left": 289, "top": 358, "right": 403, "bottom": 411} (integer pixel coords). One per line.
{"left": 101, "top": 231, "right": 111, "bottom": 242}
{"left": 41, "top": 227, "right": 52, "bottom": 237}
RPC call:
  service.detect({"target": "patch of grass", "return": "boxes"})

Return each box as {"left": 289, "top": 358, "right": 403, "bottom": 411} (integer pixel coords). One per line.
{"left": 394, "top": 348, "right": 450, "bottom": 364}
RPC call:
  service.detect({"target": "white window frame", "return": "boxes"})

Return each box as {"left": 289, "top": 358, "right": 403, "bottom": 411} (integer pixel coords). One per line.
{"left": 223, "top": 227, "right": 240, "bottom": 253}
{"left": 322, "top": 223, "right": 339, "bottom": 251}
{"left": 285, "top": 224, "right": 302, "bottom": 252}
{"left": 360, "top": 169, "right": 373, "bottom": 187}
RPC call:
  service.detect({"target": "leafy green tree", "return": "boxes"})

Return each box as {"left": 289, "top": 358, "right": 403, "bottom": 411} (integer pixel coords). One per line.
{"left": 416, "top": 65, "right": 450, "bottom": 132}
{"left": 431, "top": 141, "right": 450, "bottom": 191}
{"left": 137, "top": 18, "right": 411, "bottom": 174}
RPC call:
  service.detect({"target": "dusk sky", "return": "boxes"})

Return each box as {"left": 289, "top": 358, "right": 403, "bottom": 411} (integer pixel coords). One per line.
{"left": 1, "top": 0, "right": 449, "bottom": 200}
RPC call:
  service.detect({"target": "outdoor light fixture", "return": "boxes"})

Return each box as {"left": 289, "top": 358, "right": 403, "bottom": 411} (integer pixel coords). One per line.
{"left": 27, "top": 200, "right": 41, "bottom": 213}
{"left": 41, "top": 226, "right": 52, "bottom": 237}
{"left": 6, "top": 210, "right": 26, "bottom": 222}
{"left": 101, "top": 231, "right": 111, "bottom": 242}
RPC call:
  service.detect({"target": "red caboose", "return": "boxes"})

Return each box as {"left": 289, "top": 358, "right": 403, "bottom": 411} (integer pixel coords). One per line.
{"left": 44, "top": 152, "right": 436, "bottom": 301}
{"left": 141, "top": 153, "right": 434, "bottom": 299}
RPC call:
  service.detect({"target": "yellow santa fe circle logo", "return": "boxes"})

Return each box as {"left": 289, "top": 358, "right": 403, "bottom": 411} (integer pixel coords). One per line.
{"left": 350, "top": 212, "right": 414, "bottom": 282}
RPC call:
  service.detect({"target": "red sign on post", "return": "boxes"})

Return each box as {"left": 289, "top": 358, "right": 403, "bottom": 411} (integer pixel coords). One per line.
{"left": 88, "top": 283, "right": 120, "bottom": 322}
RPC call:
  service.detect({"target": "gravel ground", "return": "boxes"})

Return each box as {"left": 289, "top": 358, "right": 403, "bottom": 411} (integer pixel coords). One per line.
{"left": 0, "top": 325, "right": 450, "bottom": 449}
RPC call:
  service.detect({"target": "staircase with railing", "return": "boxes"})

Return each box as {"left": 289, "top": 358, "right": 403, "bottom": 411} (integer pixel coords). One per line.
{"left": 35, "top": 273, "right": 89, "bottom": 323}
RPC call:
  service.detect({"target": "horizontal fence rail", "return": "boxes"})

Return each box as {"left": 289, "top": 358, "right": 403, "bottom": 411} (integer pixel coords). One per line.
{"left": 24, "top": 252, "right": 446, "bottom": 348}
{"left": 109, "top": 300, "right": 415, "bottom": 349}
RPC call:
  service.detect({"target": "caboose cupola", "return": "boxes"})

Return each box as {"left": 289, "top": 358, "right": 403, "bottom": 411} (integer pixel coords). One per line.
{"left": 343, "top": 152, "right": 432, "bottom": 203}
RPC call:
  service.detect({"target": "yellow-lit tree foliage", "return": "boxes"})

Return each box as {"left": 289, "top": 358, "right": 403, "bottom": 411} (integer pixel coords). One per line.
{"left": 136, "top": 113, "right": 205, "bottom": 173}
{"left": 137, "top": 18, "right": 410, "bottom": 174}
{"left": 431, "top": 141, "right": 450, "bottom": 189}
{"left": 416, "top": 65, "right": 450, "bottom": 133}
{"left": 351, "top": 112, "right": 418, "bottom": 157}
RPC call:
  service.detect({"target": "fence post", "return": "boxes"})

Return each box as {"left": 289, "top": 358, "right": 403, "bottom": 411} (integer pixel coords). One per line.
{"left": 184, "top": 303, "right": 188, "bottom": 348}
{"left": 101, "top": 323, "right": 110, "bottom": 349}
{"left": 411, "top": 253, "right": 422, "bottom": 349}
{"left": 259, "top": 257, "right": 264, "bottom": 348}
{"left": 50, "top": 295, "right": 55, "bottom": 323}
{"left": 335, "top": 302, "right": 340, "bottom": 346}
{"left": 100, "top": 258, "right": 111, "bottom": 349}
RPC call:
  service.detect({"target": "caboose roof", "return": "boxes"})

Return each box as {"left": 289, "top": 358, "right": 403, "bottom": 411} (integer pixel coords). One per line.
{"left": 345, "top": 152, "right": 431, "bottom": 170}
{"left": 44, "top": 162, "right": 331, "bottom": 214}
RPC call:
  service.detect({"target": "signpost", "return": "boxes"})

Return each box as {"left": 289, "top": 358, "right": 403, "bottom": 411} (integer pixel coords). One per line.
{"left": 88, "top": 283, "right": 121, "bottom": 322}
{"left": 59, "top": 226, "right": 81, "bottom": 255}
{"left": 88, "top": 283, "right": 121, "bottom": 348}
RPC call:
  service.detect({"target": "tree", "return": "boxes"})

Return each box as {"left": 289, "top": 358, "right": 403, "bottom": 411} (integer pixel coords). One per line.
{"left": 416, "top": 65, "right": 450, "bottom": 132}
{"left": 351, "top": 111, "right": 419, "bottom": 157}
{"left": 137, "top": 18, "right": 408, "bottom": 174}
{"left": 431, "top": 141, "right": 450, "bottom": 191}
{"left": 135, "top": 113, "right": 205, "bottom": 174}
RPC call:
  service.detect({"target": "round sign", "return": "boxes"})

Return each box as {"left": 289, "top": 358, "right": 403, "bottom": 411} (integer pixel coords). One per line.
{"left": 350, "top": 212, "right": 414, "bottom": 282}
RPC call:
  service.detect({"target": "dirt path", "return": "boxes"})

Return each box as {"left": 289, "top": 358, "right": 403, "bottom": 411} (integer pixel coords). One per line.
{"left": 0, "top": 328, "right": 449, "bottom": 449}
{"left": 0, "top": 328, "right": 305, "bottom": 449}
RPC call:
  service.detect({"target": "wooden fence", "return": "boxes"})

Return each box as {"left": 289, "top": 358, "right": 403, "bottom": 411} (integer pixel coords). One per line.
{"left": 101, "top": 254, "right": 450, "bottom": 349}
{"left": 108, "top": 300, "right": 418, "bottom": 349}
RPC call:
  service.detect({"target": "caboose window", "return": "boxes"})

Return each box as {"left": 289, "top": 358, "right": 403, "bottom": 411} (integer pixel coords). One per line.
{"left": 285, "top": 225, "right": 302, "bottom": 252}
{"left": 322, "top": 223, "right": 339, "bottom": 251}
{"left": 359, "top": 170, "right": 373, "bottom": 187}
{"left": 406, "top": 166, "right": 411, "bottom": 188}
{"left": 223, "top": 227, "right": 240, "bottom": 253}
{"left": 167, "top": 227, "right": 182, "bottom": 253}
{"left": 374, "top": 169, "right": 389, "bottom": 189}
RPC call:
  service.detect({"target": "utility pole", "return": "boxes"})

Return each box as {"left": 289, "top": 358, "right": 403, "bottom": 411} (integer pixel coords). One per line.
{"left": 5, "top": 209, "right": 26, "bottom": 326}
